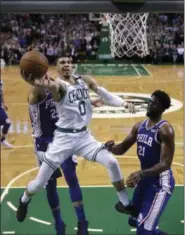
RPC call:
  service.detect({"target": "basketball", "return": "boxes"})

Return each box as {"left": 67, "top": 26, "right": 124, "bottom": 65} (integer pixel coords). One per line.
{"left": 20, "top": 51, "right": 49, "bottom": 78}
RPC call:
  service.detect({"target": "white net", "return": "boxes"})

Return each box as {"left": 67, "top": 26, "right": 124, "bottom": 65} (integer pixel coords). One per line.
{"left": 104, "top": 13, "right": 149, "bottom": 58}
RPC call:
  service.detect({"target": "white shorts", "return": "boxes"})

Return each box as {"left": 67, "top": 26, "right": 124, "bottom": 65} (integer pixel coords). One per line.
{"left": 45, "top": 129, "right": 104, "bottom": 170}
{"left": 33, "top": 144, "right": 43, "bottom": 167}
{"left": 34, "top": 142, "right": 78, "bottom": 168}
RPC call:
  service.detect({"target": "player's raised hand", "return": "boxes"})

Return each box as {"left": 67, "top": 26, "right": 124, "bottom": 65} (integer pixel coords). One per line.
{"left": 126, "top": 170, "right": 142, "bottom": 188}
{"left": 105, "top": 140, "right": 115, "bottom": 151}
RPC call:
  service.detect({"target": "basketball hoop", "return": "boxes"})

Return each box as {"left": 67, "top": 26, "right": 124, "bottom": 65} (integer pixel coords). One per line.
{"left": 103, "top": 13, "right": 149, "bottom": 58}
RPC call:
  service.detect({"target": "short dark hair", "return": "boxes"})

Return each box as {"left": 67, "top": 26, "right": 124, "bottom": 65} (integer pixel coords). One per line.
{"left": 152, "top": 90, "right": 171, "bottom": 111}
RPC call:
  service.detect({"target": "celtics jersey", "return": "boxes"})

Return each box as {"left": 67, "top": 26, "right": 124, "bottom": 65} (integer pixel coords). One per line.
{"left": 55, "top": 75, "right": 92, "bottom": 129}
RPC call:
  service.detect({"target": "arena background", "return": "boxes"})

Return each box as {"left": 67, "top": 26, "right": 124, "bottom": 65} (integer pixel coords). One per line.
{"left": 0, "top": 13, "right": 184, "bottom": 235}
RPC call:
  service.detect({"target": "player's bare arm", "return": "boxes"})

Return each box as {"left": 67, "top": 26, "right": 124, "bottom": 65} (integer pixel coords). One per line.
{"left": 28, "top": 87, "right": 45, "bottom": 105}
{"left": 81, "top": 75, "right": 99, "bottom": 92}
{"left": 82, "top": 75, "right": 134, "bottom": 110}
{"left": 105, "top": 121, "right": 142, "bottom": 155}
{"left": 141, "top": 123, "right": 175, "bottom": 177}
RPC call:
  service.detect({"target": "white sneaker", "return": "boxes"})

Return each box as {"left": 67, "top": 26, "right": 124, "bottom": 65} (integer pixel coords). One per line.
{"left": 1, "top": 140, "right": 14, "bottom": 149}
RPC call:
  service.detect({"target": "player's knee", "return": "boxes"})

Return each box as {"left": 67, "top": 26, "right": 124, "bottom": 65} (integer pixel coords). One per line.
{"left": 34, "top": 181, "right": 43, "bottom": 192}
{"left": 106, "top": 156, "right": 119, "bottom": 170}
{"left": 28, "top": 180, "right": 43, "bottom": 194}
{"left": 33, "top": 177, "right": 48, "bottom": 192}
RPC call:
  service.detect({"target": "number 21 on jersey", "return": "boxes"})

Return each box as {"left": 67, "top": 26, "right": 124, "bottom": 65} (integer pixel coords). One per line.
{"left": 138, "top": 145, "right": 145, "bottom": 157}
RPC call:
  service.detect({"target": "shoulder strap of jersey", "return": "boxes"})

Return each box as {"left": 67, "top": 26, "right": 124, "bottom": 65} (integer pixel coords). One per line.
{"left": 73, "top": 74, "right": 82, "bottom": 83}
{"left": 138, "top": 119, "right": 147, "bottom": 132}
{"left": 73, "top": 75, "right": 88, "bottom": 88}
{"left": 156, "top": 120, "right": 168, "bottom": 129}
{"left": 154, "top": 120, "right": 171, "bottom": 144}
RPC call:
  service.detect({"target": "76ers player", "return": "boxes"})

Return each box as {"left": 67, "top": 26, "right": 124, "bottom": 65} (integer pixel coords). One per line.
{"left": 0, "top": 77, "right": 13, "bottom": 148}
{"left": 105, "top": 90, "right": 175, "bottom": 235}
{"left": 28, "top": 85, "right": 88, "bottom": 235}
{"left": 0, "top": 26, "right": 13, "bottom": 148}
{"left": 17, "top": 56, "right": 137, "bottom": 227}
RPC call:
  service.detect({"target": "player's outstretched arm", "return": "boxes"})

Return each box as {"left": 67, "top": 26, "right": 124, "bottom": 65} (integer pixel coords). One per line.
{"left": 82, "top": 75, "right": 128, "bottom": 107}
{"left": 105, "top": 121, "right": 141, "bottom": 155}
{"left": 21, "top": 70, "right": 66, "bottom": 102}
{"left": 141, "top": 124, "right": 175, "bottom": 177}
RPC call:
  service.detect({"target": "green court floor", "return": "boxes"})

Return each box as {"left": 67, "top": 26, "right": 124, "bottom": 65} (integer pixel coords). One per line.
{"left": 76, "top": 64, "right": 150, "bottom": 76}
{"left": 1, "top": 186, "right": 184, "bottom": 235}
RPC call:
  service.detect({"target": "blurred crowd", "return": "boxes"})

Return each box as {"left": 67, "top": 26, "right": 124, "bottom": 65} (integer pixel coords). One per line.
{"left": 0, "top": 13, "right": 184, "bottom": 65}
{"left": 0, "top": 14, "right": 101, "bottom": 65}
{"left": 146, "top": 14, "right": 184, "bottom": 64}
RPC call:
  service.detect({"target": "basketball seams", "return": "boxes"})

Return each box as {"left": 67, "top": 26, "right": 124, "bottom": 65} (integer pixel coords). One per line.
{"left": 20, "top": 58, "right": 48, "bottom": 69}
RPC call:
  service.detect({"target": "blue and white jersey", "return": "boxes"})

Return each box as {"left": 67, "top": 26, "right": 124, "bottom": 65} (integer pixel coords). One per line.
{"left": 29, "top": 89, "right": 58, "bottom": 140}
{"left": 137, "top": 119, "right": 175, "bottom": 193}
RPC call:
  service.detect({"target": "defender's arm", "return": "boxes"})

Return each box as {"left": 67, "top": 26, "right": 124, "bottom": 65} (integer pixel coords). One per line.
{"left": 28, "top": 87, "right": 44, "bottom": 104}
{"left": 106, "top": 121, "right": 141, "bottom": 155}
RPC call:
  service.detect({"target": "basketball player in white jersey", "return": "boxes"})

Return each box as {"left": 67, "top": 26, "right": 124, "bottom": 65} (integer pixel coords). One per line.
{"left": 26, "top": 76, "right": 103, "bottom": 234}
{"left": 17, "top": 57, "right": 137, "bottom": 225}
